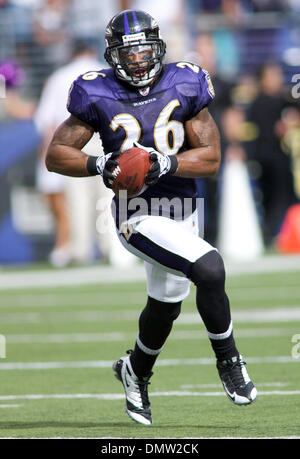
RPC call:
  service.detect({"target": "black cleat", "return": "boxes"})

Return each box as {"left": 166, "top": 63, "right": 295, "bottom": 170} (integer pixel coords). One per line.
{"left": 112, "top": 353, "right": 153, "bottom": 425}
{"left": 217, "top": 354, "right": 257, "bottom": 405}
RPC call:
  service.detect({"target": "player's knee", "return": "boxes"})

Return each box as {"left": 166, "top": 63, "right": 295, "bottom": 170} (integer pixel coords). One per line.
{"left": 190, "top": 250, "right": 225, "bottom": 288}
{"left": 147, "top": 296, "right": 181, "bottom": 324}
{"left": 167, "top": 301, "right": 181, "bottom": 322}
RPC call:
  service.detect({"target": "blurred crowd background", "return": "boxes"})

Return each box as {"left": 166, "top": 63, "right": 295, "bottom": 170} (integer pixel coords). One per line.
{"left": 1, "top": 0, "right": 300, "bottom": 267}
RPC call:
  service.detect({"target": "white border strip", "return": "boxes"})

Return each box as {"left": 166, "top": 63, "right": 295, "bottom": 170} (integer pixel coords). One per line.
{"left": 1, "top": 436, "right": 300, "bottom": 439}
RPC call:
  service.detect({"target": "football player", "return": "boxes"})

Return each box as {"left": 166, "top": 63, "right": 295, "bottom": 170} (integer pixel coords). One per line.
{"left": 46, "top": 10, "right": 257, "bottom": 425}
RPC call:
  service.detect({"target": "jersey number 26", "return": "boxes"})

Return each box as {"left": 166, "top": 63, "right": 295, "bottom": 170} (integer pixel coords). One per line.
{"left": 110, "top": 99, "right": 185, "bottom": 156}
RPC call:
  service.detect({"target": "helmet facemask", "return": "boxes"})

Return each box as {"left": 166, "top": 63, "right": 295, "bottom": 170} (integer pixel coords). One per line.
{"left": 105, "top": 40, "right": 166, "bottom": 87}
{"left": 104, "top": 10, "right": 166, "bottom": 87}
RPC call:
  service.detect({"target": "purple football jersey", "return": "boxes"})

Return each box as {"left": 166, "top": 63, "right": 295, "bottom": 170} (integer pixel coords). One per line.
{"left": 67, "top": 62, "right": 214, "bottom": 222}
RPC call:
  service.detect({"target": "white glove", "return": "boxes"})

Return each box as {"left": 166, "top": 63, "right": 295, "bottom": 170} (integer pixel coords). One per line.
{"left": 95, "top": 152, "right": 113, "bottom": 176}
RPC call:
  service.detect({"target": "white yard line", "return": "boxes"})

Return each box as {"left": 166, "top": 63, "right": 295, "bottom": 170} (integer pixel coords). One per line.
{"left": 229, "top": 286, "right": 300, "bottom": 301}
{"left": 2, "top": 286, "right": 300, "bottom": 310}
{"left": 0, "top": 292, "right": 146, "bottom": 308}
{"left": 178, "top": 307, "right": 300, "bottom": 324}
{"left": 0, "top": 390, "right": 299, "bottom": 401}
{"left": 180, "top": 382, "right": 289, "bottom": 389}
{"left": 0, "top": 355, "right": 298, "bottom": 371}
{"left": 0, "top": 404, "right": 22, "bottom": 408}
{"left": 0, "top": 309, "right": 138, "bottom": 324}
{"left": 0, "top": 264, "right": 146, "bottom": 290}
{"left": 5, "top": 327, "right": 297, "bottom": 344}
{"left": 1, "top": 254, "right": 300, "bottom": 290}
{"left": 1, "top": 307, "right": 300, "bottom": 324}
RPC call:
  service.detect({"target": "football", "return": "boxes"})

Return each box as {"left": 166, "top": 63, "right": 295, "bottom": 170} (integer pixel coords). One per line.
{"left": 111, "top": 147, "right": 152, "bottom": 197}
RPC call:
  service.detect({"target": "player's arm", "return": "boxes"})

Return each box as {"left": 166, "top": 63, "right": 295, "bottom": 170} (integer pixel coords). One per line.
{"left": 145, "top": 107, "right": 221, "bottom": 186}
{"left": 175, "top": 106, "right": 221, "bottom": 178}
{"left": 46, "top": 115, "right": 95, "bottom": 177}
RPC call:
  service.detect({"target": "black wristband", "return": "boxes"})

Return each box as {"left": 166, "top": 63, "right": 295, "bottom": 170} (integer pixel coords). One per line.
{"left": 86, "top": 156, "right": 99, "bottom": 176}
{"left": 168, "top": 155, "right": 178, "bottom": 175}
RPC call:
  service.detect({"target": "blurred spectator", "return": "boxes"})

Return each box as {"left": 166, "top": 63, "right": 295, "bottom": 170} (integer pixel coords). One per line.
{"left": 248, "top": 0, "right": 286, "bottom": 12}
{"left": 128, "top": 0, "right": 187, "bottom": 61}
{"left": 231, "top": 73, "right": 258, "bottom": 109}
{"left": 34, "top": 40, "right": 102, "bottom": 267}
{"left": 67, "top": 0, "right": 129, "bottom": 59}
{"left": 0, "top": 59, "right": 35, "bottom": 121}
{"left": 221, "top": 105, "right": 247, "bottom": 162}
{"left": 186, "top": 33, "right": 233, "bottom": 246}
{"left": 244, "top": 62, "right": 297, "bottom": 245}
{"left": 34, "top": 40, "right": 136, "bottom": 267}
{"left": 287, "top": 0, "right": 300, "bottom": 12}
{"left": 32, "top": 0, "right": 71, "bottom": 74}
{"left": 0, "top": 0, "right": 35, "bottom": 63}
{"left": 279, "top": 105, "right": 300, "bottom": 200}
{"left": 220, "top": 0, "right": 245, "bottom": 23}
{"left": 192, "top": 33, "right": 233, "bottom": 125}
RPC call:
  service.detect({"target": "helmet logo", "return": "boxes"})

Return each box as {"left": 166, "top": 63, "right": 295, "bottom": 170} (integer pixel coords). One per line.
{"left": 122, "top": 32, "right": 146, "bottom": 45}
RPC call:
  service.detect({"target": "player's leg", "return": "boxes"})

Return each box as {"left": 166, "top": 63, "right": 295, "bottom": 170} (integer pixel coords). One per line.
{"left": 190, "top": 250, "right": 257, "bottom": 405}
{"left": 122, "top": 214, "right": 257, "bottom": 399}
{"left": 36, "top": 159, "right": 72, "bottom": 267}
{"left": 112, "top": 262, "right": 185, "bottom": 425}
{"left": 116, "top": 212, "right": 198, "bottom": 374}
{"left": 45, "top": 192, "right": 72, "bottom": 267}
{"left": 112, "top": 294, "right": 182, "bottom": 425}
{"left": 120, "top": 214, "right": 233, "bottom": 369}
{"left": 190, "top": 250, "right": 237, "bottom": 360}
{"left": 113, "top": 213, "right": 256, "bottom": 424}
{"left": 112, "top": 215, "right": 194, "bottom": 424}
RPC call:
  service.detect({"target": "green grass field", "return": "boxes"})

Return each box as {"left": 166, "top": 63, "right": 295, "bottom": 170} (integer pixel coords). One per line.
{"left": 0, "top": 263, "right": 300, "bottom": 438}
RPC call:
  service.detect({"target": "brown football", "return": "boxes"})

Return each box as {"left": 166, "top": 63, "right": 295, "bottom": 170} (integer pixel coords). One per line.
{"left": 111, "top": 147, "right": 152, "bottom": 197}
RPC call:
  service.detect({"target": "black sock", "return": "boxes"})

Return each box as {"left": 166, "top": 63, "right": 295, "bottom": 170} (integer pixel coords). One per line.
{"left": 208, "top": 328, "right": 239, "bottom": 361}
{"left": 130, "top": 296, "right": 181, "bottom": 378}
{"left": 190, "top": 251, "right": 239, "bottom": 361}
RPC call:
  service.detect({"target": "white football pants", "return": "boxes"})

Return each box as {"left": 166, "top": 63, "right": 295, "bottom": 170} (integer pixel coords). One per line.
{"left": 117, "top": 211, "right": 216, "bottom": 303}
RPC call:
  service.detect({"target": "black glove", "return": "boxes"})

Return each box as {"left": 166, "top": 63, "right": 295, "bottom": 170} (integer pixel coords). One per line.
{"left": 145, "top": 153, "right": 161, "bottom": 186}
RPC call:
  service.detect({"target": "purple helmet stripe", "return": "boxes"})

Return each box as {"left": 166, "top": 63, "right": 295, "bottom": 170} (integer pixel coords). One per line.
{"left": 123, "top": 12, "right": 130, "bottom": 34}
{"left": 132, "top": 10, "right": 140, "bottom": 29}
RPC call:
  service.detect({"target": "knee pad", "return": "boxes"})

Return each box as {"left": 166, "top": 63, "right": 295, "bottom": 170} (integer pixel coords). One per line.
{"left": 189, "top": 250, "right": 225, "bottom": 288}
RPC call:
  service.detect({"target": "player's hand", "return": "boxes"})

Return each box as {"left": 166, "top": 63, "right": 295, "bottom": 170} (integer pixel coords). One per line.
{"left": 145, "top": 152, "right": 173, "bottom": 186}
{"left": 133, "top": 142, "right": 178, "bottom": 186}
{"left": 98, "top": 151, "right": 122, "bottom": 188}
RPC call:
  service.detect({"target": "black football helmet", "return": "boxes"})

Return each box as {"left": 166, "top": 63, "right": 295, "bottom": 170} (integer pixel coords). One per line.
{"left": 104, "top": 10, "right": 166, "bottom": 87}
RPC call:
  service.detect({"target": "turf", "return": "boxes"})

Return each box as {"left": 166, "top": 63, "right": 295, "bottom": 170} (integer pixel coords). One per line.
{"left": 0, "top": 267, "right": 299, "bottom": 438}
